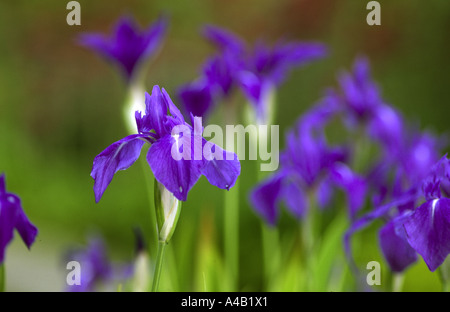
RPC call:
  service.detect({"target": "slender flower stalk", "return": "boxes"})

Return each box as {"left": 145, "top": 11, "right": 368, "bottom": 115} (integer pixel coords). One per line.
{"left": 0, "top": 264, "right": 4, "bottom": 292}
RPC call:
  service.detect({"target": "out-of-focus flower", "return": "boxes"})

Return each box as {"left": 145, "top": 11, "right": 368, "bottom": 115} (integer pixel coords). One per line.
{"left": 250, "top": 95, "right": 366, "bottom": 225}
{"left": 344, "top": 134, "right": 443, "bottom": 273}
{"left": 338, "top": 57, "right": 405, "bottom": 157}
{"left": 66, "top": 237, "right": 133, "bottom": 292}
{"left": 79, "top": 15, "right": 168, "bottom": 82}
{"left": 0, "top": 174, "right": 38, "bottom": 263}
{"left": 237, "top": 41, "right": 327, "bottom": 125}
{"left": 179, "top": 25, "right": 327, "bottom": 124}
{"left": 91, "top": 85, "right": 241, "bottom": 202}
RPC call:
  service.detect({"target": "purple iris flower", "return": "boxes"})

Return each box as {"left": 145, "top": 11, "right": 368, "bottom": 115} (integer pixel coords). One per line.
{"left": 91, "top": 85, "right": 241, "bottom": 202}
{"left": 238, "top": 41, "right": 327, "bottom": 124}
{"left": 0, "top": 174, "right": 38, "bottom": 263}
{"left": 402, "top": 155, "right": 450, "bottom": 272}
{"left": 66, "top": 237, "right": 133, "bottom": 292}
{"left": 344, "top": 131, "right": 443, "bottom": 273}
{"left": 250, "top": 95, "right": 366, "bottom": 225}
{"left": 338, "top": 57, "right": 405, "bottom": 157}
{"left": 79, "top": 15, "right": 168, "bottom": 82}
{"left": 201, "top": 25, "right": 327, "bottom": 124}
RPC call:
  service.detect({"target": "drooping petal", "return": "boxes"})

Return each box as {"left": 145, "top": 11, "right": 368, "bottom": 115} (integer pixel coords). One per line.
{"left": 91, "top": 134, "right": 146, "bottom": 203}
{"left": 343, "top": 192, "right": 419, "bottom": 269}
{"left": 14, "top": 197, "right": 38, "bottom": 249}
{"left": 330, "top": 163, "right": 367, "bottom": 219}
{"left": 316, "top": 178, "right": 334, "bottom": 210}
{"left": 378, "top": 217, "right": 417, "bottom": 272}
{"left": 249, "top": 173, "right": 285, "bottom": 226}
{"left": 282, "top": 178, "right": 308, "bottom": 219}
{"left": 201, "top": 141, "right": 241, "bottom": 191}
{"left": 147, "top": 134, "right": 204, "bottom": 201}
{"left": 404, "top": 198, "right": 450, "bottom": 272}
{"left": 0, "top": 195, "right": 19, "bottom": 263}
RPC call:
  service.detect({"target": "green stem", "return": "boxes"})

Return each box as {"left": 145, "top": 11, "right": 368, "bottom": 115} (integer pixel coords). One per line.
{"left": 392, "top": 273, "right": 404, "bottom": 292}
{"left": 224, "top": 178, "right": 240, "bottom": 291}
{"left": 438, "top": 257, "right": 450, "bottom": 292}
{"left": 0, "top": 263, "right": 5, "bottom": 292}
{"left": 151, "top": 241, "right": 167, "bottom": 292}
{"left": 261, "top": 223, "right": 281, "bottom": 290}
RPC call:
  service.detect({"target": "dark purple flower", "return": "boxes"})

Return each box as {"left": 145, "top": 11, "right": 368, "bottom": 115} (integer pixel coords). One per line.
{"left": 402, "top": 155, "right": 450, "bottom": 271}
{"left": 0, "top": 174, "right": 38, "bottom": 263}
{"left": 66, "top": 237, "right": 133, "bottom": 292}
{"left": 202, "top": 25, "right": 327, "bottom": 124}
{"left": 177, "top": 79, "right": 215, "bottom": 120}
{"left": 91, "top": 85, "right": 241, "bottom": 202}
{"left": 238, "top": 41, "right": 327, "bottom": 124}
{"left": 338, "top": 57, "right": 405, "bottom": 156}
{"left": 79, "top": 15, "right": 168, "bottom": 82}
{"left": 250, "top": 95, "right": 366, "bottom": 225}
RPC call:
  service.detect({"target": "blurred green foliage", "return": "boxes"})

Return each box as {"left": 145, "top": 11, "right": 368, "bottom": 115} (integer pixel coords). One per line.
{"left": 0, "top": 0, "right": 449, "bottom": 291}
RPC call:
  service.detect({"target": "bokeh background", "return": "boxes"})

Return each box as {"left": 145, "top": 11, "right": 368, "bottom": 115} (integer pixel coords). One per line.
{"left": 1, "top": 0, "right": 449, "bottom": 291}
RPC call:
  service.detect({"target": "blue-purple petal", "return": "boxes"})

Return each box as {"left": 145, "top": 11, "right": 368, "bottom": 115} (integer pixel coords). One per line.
{"left": 201, "top": 142, "right": 240, "bottom": 191}
{"left": 378, "top": 218, "right": 417, "bottom": 272}
{"left": 249, "top": 173, "right": 284, "bottom": 226}
{"left": 404, "top": 198, "right": 450, "bottom": 272}
{"left": 147, "top": 134, "right": 204, "bottom": 201}
{"left": 91, "top": 134, "right": 146, "bottom": 203}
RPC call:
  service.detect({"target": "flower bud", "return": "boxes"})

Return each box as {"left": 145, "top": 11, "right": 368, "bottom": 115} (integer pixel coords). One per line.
{"left": 154, "top": 180, "right": 182, "bottom": 244}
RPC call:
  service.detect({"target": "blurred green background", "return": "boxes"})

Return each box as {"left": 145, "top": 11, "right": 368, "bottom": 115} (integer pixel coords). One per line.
{"left": 1, "top": 0, "right": 449, "bottom": 291}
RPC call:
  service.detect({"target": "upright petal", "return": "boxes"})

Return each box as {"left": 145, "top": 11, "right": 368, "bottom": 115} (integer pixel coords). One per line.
{"left": 91, "top": 134, "right": 146, "bottom": 203}
{"left": 178, "top": 80, "right": 214, "bottom": 119}
{"left": 404, "top": 198, "right": 450, "bottom": 271}
{"left": 249, "top": 173, "right": 284, "bottom": 226}
{"left": 282, "top": 177, "right": 308, "bottom": 219}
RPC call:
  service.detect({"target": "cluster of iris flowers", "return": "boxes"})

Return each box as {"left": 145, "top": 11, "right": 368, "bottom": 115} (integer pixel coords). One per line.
{"left": 1, "top": 14, "right": 449, "bottom": 292}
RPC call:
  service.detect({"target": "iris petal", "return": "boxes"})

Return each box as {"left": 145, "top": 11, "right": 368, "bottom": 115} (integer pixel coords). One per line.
{"left": 404, "top": 198, "right": 450, "bottom": 271}
{"left": 91, "top": 134, "right": 146, "bottom": 203}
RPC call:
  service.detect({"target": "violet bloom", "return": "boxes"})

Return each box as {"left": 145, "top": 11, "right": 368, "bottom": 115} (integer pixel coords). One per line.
{"left": 178, "top": 48, "right": 240, "bottom": 120}
{"left": 338, "top": 57, "right": 404, "bottom": 157}
{"left": 91, "top": 85, "right": 240, "bottom": 202}
{"left": 239, "top": 41, "right": 327, "bottom": 124}
{"left": 0, "top": 174, "right": 38, "bottom": 263}
{"left": 79, "top": 15, "right": 168, "bottom": 82}
{"left": 403, "top": 155, "right": 450, "bottom": 272}
{"left": 250, "top": 95, "right": 366, "bottom": 225}
{"left": 344, "top": 131, "right": 442, "bottom": 273}
{"left": 66, "top": 237, "right": 133, "bottom": 292}
{"left": 203, "top": 25, "right": 327, "bottom": 124}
